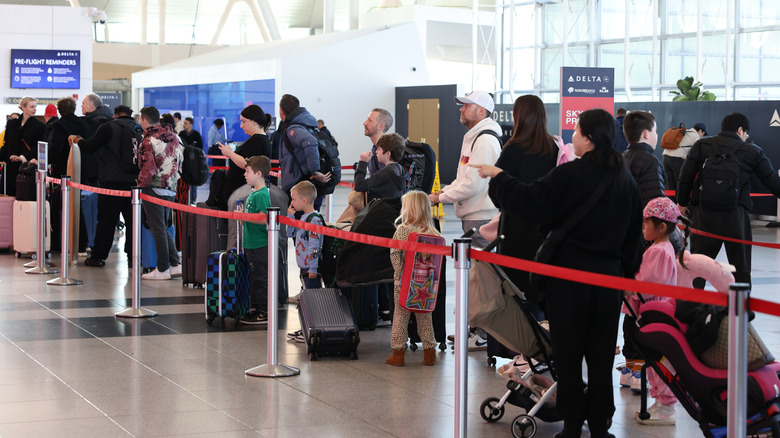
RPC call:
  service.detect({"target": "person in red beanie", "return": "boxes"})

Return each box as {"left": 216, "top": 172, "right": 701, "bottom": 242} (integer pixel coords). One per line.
{"left": 44, "top": 103, "right": 59, "bottom": 142}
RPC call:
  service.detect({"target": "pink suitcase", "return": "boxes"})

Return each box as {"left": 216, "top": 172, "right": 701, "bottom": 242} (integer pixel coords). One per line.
{"left": 0, "top": 195, "right": 14, "bottom": 249}
{"left": 13, "top": 200, "right": 50, "bottom": 257}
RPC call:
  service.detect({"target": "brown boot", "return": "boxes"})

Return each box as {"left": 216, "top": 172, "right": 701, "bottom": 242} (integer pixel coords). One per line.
{"left": 423, "top": 348, "right": 436, "bottom": 366}
{"left": 386, "top": 349, "right": 405, "bottom": 366}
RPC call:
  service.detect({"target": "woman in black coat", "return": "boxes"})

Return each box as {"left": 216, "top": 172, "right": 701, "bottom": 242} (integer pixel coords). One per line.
{"left": 472, "top": 109, "right": 643, "bottom": 438}
{"left": 489, "top": 95, "right": 558, "bottom": 305}
{"left": 1, "top": 96, "right": 46, "bottom": 196}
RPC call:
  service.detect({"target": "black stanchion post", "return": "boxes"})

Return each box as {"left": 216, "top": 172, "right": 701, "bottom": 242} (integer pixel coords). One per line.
{"left": 116, "top": 187, "right": 157, "bottom": 318}
{"left": 48, "top": 177, "right": 82, "bottom": 286}
{"left": 453, "top": 237, "right": 471, "bottom": 438}
{"left": 727, "top": 282, "right": 750, "bottom": 437}
{"left": 246, "top": 207, "right": 300, "bottom": 378}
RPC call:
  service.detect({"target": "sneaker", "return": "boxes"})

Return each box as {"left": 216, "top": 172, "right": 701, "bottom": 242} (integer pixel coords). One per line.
{"left": 78, "top": 251, "right": 88, "bottom": 258}
{"left": 636, "top": 403, "right": 676, "bottom": 425}
{"left": 83, "top": 257, "right": 105, "bottom": 267}
{"left": 286, "top": 330, "right": 305, "bottom": 343}
{"left": 288, "top": 293, "right": 301, "bottom": 305}
{"left": 450, "top": 333, "right": 488, "bottom": 351}
{"left": 141, "top": 268, "right": 171, "bottom": 280}
{"left": 619, "top": 367, "right": 632, "bottom": 387}
{"left": 241, "top": 311, "right": 268, "bottom": 325}
{"left": 170, "top": 264, "right": 182, "bottom": 277}
{"left": 498, "top": 354, "right": 532, "bottom": 381}
{"left": 616, "top": 361, "right": 627, "bottom": 371}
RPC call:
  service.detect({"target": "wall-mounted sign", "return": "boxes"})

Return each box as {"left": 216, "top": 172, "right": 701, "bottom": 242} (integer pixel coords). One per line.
{"left": 559, "top": 66, "right": 614, "bottom": 144}
{"left": 10, "top": 49, "right": 81, "bottom": 89}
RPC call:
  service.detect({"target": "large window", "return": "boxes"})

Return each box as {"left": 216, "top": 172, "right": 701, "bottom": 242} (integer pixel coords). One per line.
{"left": 498, "top": 0, "right": 780, "bottom": 101}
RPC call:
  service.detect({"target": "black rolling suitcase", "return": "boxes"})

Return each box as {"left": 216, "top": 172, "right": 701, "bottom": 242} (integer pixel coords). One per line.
{"left": 298, "top": 288, "right": 360, "bottom": 360}
{"left": 341, "top": 285, "right": 379, "bottom": 330}
{"left": 408, "top": 257, "right": 448, "bottom": 351}
{"left": 181, "top": 205, "right": 226, "bottom": 287}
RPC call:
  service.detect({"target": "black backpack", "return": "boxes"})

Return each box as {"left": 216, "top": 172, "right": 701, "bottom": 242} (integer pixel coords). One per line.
{"left": 400, "top": 140, "right": 436, "bottom": 194}
{"left": 205, "top": 168, "right": 227, "bottom": 209}
{"left": 108, "top": 119, "right": 142, "bottom": 175}
{"left": 284, "top": 124, "right": 342, "bottom": 197}
{"left": 698, "top": 140, "right": 746, "bottom": 210}
{"left": 180, "top": 145, "right": 209, "bottom": 186}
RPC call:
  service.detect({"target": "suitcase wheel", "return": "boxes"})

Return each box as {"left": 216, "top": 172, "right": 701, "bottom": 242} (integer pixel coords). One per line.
{"left": 409, "top": 342, "right": 418, "bottom": 352}
{"left": 15, "top": 252, "right": 21, "bottom": 258}
{"left": 351, "top": 351, "right": 358, "bottom": 360}
{"left": 310, "top": 352, "right": 318, "bottom": 361}
{"left": 220, "top": 318, "right": 226, "bottom": 329}
{"left": 30, "top": 253, "right": 37, "bottom": 261}
{"left": 488, "top": 356, "right": 497, "bottom": 367}
{"left": 206, "top": 315, "right": 215, "bottom": 326}
{"left": 438, "top": 341, "right": 447, "bottom": 351}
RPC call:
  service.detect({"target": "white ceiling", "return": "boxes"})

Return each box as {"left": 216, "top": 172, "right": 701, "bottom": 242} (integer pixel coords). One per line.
{"left": 0, "top": 0, "right": 497, "bottom": 45}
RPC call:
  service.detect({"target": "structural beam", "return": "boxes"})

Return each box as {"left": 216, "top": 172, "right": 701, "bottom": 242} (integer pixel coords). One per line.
{"left": 257, "top": 0, "right": 281, "bottom": 40}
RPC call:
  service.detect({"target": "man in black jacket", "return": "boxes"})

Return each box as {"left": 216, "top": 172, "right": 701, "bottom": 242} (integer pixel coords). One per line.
{"left": 678, "top": 112, "right": 780, "bottom": 286}
{"left": 70, "top": 105, "right": 140, "bottom": 268}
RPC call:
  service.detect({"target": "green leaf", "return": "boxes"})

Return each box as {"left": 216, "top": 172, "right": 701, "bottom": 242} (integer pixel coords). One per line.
{"left": 700, "top": 91, "right": 717, "bottom": 101}
{"left": 677, "top": 79, "right": 691, "bottom": 91}
{"left": 673, "top": 95, "right": 690, "bottom": 102}
{"left": 684, "top": 90, "right": 700, "bottom": 100}
{"left": 669, "top": 90, "right": 681, "bottom": 96}
{"left": 684, "top": 76, "right": 694, "bottom": 87}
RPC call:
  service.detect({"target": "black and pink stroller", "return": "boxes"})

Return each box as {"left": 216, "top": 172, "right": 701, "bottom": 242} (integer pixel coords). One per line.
{"left": 630, "top": 298, "right": 780, "bottom": 437}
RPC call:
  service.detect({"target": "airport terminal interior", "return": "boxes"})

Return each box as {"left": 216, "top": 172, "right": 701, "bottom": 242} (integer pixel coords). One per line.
{"left": 0, "top": 186, "right": 777, "bottom": 437}
{"left": 1, "top": 0, "right": 780, "bottom": 437}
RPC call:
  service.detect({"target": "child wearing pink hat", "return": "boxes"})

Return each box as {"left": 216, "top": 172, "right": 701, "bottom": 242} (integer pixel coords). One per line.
{"left": 628, "top": 196, "right": 692, "bottom": 425}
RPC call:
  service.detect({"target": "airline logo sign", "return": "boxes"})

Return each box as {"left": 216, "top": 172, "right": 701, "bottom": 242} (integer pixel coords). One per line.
{"left": 560, "top": 67, "right": 615, "bottom": 143}
{"left": 770, "top": 110, "right": 780, "bottom": 127}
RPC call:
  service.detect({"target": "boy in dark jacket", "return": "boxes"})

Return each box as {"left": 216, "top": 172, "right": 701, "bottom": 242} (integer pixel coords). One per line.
{"left": 620, "top": 110, "right": 667, "bottom": 389}
{"left": 622, "top": 111, "right": 665, "bottom": 207}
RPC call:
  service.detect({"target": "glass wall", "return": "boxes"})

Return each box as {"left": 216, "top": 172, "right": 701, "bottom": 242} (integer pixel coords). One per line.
{"left": 143, "top": 79, "right": 275, "bottom": 145}
{"left": 498, "top": 0, "right": 780, "bottom": 102}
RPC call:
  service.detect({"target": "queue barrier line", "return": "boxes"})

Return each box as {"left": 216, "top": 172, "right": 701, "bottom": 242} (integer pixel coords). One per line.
{"left": 61, "top": 180, "right": 780, "bottom": 319}
{"left": 665, "top": 189, "right": 774, "bottom": 197}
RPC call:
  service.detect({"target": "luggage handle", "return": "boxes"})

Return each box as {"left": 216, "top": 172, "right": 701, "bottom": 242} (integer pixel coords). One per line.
{"left": 236, "top": 199, "right": 244, "bottom": 251}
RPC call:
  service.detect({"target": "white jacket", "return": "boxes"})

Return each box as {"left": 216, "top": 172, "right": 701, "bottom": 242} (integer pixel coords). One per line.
{"left": 440, "top": 117, "right": 502, "bottom": 221}
{"left": 662, "top": 128, "right": 699, "bottom": 159}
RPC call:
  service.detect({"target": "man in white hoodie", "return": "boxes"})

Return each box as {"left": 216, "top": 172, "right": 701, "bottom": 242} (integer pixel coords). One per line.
{"left": 430, "top": 91, "right": 502, "bottom": 249}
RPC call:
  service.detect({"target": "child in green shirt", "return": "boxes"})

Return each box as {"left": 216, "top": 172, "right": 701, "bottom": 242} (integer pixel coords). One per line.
{"left": 239, "top": 155, "right": 271, "bottom": 324}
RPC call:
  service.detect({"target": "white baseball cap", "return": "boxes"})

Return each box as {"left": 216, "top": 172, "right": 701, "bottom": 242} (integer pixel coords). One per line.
{"left": 455, "top": 91, "right": 495, "bottom": 113}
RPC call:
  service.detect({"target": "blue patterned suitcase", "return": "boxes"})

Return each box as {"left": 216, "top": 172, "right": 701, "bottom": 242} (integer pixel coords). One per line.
{"left": 205, "top": 249, "right": 250, "bottom": 328}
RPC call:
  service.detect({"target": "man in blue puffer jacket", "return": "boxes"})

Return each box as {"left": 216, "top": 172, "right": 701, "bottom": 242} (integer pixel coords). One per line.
{"left": 275, "top": 94, "right": 331, "bottom": 210}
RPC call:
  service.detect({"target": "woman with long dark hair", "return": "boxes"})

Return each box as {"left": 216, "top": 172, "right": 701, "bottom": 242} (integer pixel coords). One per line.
{"left": 472, "top": 109, "right": 644, "bottom": 438}
{"left": 489, "top": 95, "right": 558, "bottom": 304}
{"left": 218, "top": 104, "right": 272, "bottom": 249}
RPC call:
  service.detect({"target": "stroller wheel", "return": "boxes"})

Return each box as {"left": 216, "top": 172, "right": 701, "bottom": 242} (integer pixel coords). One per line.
{"left": 409, "top": 343, "right": 418, "bottom": 352}
{"left": 511, "top": 414, "right": 537, "bottom": 438}
{"left": 479, "top": 397, "right": 505, "bottom": 423}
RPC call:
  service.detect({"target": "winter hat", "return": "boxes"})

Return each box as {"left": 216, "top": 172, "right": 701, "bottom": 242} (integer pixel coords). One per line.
{"left": 240, "top": 104, "right": 268, "bottom": 127}
{"left": 693, "top": 122, "right": 707, "bottom": 135}
{"left": 44, "top": 104, "right": 58, "bottom": 118}
{"left": 643, "top": 197, "right": 681, "bottom": 223}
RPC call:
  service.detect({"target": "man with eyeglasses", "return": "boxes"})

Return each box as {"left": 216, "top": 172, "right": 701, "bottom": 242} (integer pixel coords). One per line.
{"left": 677, "top": 112, "right": 780, "bottom": 287}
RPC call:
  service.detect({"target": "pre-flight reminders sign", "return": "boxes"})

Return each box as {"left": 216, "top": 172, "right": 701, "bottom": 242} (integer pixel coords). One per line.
{"left": 11, "top": 49, "right": 80, "bottom": 89}
{"left": 559, "top": 66, "right": 614, "bottom": 144}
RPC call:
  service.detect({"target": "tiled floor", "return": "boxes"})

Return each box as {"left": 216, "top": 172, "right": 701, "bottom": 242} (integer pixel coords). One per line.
{"left": 0, "top": 185, "right": 778, "bottom": 437}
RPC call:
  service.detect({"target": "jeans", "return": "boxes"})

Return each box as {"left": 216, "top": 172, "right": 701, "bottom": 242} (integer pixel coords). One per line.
{"left": 141, "top": 188, "right": 180, "bottom": 272}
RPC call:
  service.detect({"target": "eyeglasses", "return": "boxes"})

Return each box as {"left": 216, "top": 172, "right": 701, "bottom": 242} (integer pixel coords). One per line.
{"left": 743, "top": 130, "right": 750, "bottom": 139}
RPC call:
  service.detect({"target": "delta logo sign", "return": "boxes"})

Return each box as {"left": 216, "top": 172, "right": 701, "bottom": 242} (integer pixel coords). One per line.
{"left": 559, "top": 67, "right": 615, "bottom": 143}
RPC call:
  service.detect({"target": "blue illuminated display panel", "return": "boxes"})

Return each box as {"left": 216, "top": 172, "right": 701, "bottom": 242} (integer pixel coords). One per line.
{"left": 11, "top": 49, "right": 81, "bottom": 89}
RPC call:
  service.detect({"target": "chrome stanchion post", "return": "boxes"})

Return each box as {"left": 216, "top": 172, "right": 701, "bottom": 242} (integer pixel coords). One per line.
{"left": 26, "top": 169, "right": 58, "bottom": 274}
{"left": 48, "top": 177, "right": 81, "bottom": 286}
{"left": 247, "top": 207, "right": 300, "bottom": 377}
{"left": 727, "top": 282, "right": 750, "bottom": 438}
{"left": 116, "top": 187, "right": 157, "bottom": 318}
{"left": 453, "top": 237, "right": 471, "bottom": 438}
